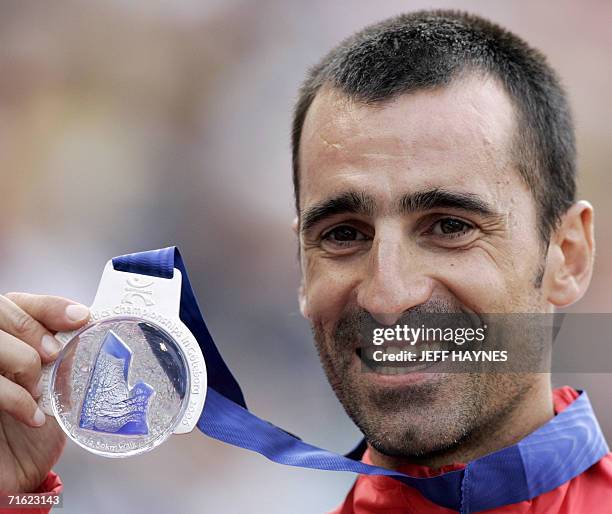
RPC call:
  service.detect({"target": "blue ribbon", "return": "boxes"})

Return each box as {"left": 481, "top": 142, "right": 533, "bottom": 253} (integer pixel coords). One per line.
{"left": 113, "top": 247, "right": 609, "bottom": 513}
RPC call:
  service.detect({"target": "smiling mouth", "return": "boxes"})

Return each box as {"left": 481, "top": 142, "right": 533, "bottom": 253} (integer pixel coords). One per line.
{"left": 356, "top": 342, "right": 448, "bottom": 375}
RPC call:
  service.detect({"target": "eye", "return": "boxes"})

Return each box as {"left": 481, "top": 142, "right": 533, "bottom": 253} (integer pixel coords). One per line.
{"left": 322, "top": 225, "right": 369, "bottom": 246}
{"left": 429, "top": 218, "right": 474, "bottom": 238}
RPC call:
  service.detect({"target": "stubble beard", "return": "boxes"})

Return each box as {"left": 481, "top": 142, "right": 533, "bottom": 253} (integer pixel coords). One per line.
{"left": 311, "top": 304, "right": 543, "bottom": 460}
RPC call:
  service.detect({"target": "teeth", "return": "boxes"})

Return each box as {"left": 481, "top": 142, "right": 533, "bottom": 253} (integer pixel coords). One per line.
{"left": 375, "top": 366, "right": 405, "bottom": 375}
{"left": 369, "top": 361, "right": 433, "bottom": 375}
{"left": 385, "top": 346, "right": 401, "bottom": 357}
{"left": 358, "top": 342, "right": 447, "bottom": 375}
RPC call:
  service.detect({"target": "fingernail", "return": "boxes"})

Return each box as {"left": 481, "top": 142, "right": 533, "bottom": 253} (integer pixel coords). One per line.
{"left": 42, "top": 334, "right": 61, "bottom": 358}
{"left": 65, "top": 303, "right": 89, "bottom": 322}
{"left": 32, "top": 408, "right": 46, "bottom": 427}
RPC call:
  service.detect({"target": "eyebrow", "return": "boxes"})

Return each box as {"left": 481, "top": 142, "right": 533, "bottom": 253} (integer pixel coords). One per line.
{"left": 398, "top": 188, "right": 497, "bottom": 217}
{"left": 300, "top": 187, "right": 499, "bottom": 234}
{"left": 301, "top": 191, "right": 375, "bottom": 233}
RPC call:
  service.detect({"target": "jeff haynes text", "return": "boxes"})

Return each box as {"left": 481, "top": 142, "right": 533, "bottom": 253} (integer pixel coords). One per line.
{"left": 371, "top": 349, "right": 508, "bottom": 363}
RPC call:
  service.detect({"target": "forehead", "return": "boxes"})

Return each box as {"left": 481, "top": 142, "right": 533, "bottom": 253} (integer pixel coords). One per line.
{"left": 298, "top": 74, "right": 522, "bottom": 210}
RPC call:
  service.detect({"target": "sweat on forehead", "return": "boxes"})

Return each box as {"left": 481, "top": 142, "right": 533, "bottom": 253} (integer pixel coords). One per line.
{"left": 298, "top": 76, "right": 520, "bottom": 216}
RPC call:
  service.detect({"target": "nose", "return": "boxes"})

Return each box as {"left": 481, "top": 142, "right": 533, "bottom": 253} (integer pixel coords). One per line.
{"left": 356, "top": 232, "right": 434, "bottom": 325}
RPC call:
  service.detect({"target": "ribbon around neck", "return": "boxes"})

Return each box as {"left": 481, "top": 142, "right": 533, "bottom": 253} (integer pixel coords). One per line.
{"left": 112, "top": 247, "right": 609, "bottom": 514}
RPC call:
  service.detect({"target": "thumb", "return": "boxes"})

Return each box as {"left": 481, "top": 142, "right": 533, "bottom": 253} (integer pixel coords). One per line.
{"left": 5, "top": 293, "right": 90, "bottom": 333}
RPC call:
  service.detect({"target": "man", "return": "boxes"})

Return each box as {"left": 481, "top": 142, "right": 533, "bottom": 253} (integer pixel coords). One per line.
{"left": 291, "top": 9, "right": 611, "bottom": 513}
{"left": 0, "top": 9, "right": 609, "bottom": 514}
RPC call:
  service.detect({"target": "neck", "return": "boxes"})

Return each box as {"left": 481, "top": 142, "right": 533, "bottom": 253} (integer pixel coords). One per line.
{"left": 369, "top": 376, "right": 554, "bottom": 471}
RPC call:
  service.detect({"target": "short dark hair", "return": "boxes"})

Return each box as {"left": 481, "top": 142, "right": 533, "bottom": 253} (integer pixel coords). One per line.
{"left": 291, "top": 10, "right": 576, "bottom": 242}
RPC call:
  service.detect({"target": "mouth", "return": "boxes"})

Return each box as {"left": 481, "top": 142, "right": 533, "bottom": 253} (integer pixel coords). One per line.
{"left": 356, "top": 341, "right": 449, "bottom": 377}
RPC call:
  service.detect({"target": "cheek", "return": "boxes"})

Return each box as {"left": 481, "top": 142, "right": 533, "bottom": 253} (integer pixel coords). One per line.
{"left": 303, "top": 258, "right": 359, "bottom": 329}
{"left": 428, "top": 245, "right": 542, "bottom": 313}
{"left": 427, "top": 251, "right": 514, "bottom": 312}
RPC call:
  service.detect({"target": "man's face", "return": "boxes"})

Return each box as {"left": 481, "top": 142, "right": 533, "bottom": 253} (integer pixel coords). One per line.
{"left": 297, "top": 75, "right": 551, "bottom": 458}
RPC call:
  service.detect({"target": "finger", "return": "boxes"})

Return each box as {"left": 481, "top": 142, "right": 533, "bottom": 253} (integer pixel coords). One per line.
{"left": 4, "top": 293, "right": 90, "bottom": 332}
{"left": 0, "top": 374, "right": 46, "bottom": 427}
{"left": 0, "top": 331, "right": 42, "bottom": 397}
{"left": 0, "top": 295, "right": 63, "bottom": 362}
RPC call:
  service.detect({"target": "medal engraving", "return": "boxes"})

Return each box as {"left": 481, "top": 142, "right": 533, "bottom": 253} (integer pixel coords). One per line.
{"left": 51, "top": 318, "right": 190, "bottom": 457}
{"left": 79, "top": 330, "right": 154, "bottom": 435}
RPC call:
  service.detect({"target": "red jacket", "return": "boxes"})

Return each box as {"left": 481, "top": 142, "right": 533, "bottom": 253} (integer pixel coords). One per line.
{"left": 330, "top": 387, "right": 612, "bottom": 513}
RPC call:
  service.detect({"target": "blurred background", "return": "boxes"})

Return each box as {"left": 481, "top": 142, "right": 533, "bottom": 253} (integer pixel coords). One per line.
{"left": 0, "top": 1, "right": 611, "bottom": 512}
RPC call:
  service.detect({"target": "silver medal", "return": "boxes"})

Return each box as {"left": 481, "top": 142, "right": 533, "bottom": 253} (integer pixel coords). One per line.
{"left": 38, "top": 261, "right": 207, "bottom": 457}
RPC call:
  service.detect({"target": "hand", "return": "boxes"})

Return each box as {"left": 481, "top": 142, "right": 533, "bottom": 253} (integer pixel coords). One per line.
{"left": 0, "top": 293, "right": 90, "bottom": 493}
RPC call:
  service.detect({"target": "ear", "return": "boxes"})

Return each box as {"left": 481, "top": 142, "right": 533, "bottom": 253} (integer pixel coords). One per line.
{"left": 544, "top": 201, "right": 595, "bottom": 307}
{"left": 298, "top": 282, "right": 310, "bottom": 319}
{"left": 292, "top": 216, "right": 299, "bottom": 234}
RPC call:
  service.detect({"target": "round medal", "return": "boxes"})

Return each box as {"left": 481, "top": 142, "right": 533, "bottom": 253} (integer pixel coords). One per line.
{"left": 49, "top": 317, "right": 190, "bottom": 457}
